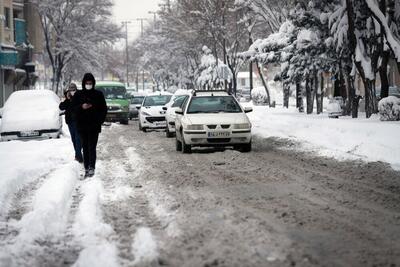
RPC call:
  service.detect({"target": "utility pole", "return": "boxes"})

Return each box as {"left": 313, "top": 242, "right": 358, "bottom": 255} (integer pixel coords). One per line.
{"left": 121, "top": 21, "right": 131, "bottom": 87}
{"left": 136, "top": 18, "right": 147, "bottom": 90}
{"left": 137, "top": 18, "right": 146, "bottom": 37}
{"left": 148, "top": 11, "right": 157, "bottom": 30}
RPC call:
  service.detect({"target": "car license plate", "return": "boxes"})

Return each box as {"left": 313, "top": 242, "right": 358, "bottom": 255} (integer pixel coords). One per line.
{"left": 20, "top": 131, "right": 40, "bottom": 137}
{"left": 208, "top": 132, "right": 230, "bottom": 138}
{"left": 155, "top": 121, "right": 166, "bottom": 126}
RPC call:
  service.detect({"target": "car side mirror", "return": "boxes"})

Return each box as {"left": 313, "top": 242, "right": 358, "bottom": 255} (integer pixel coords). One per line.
{"left": 162, "top": 107, "right": 168, "bottom": 111}
{"left": 244, "top": 107, "right": 253, "bottom": 113}
{"left": 175, "top": 108, "right": 183, "bottom": 115}
{"left": 136, "top": 105, "right": 141, "bottom": 110}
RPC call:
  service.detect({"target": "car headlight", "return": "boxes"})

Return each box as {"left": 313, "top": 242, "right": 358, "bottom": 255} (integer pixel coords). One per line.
{"left": 141, "top": 111, "right": 151, "bottom": 116}
{"left": 186, "top": 124, "right": 204, "bottom": 130}
{"left": 233, "top": 123, "right": 251, "bottom": 129}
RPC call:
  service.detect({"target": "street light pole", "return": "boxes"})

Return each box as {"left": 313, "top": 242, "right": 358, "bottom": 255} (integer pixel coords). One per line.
{"left": 148, "top": 11, "right": 157, "bottom": 30}
{"left": 136, "top": 18, "right": 147, "bottom": 90}
{"left": 121, "top": 21, "right": 131, "bottom": 87}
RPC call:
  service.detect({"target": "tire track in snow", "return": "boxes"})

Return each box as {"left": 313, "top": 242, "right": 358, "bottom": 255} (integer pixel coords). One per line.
{"left": 0, "top": 162, "right": 81, "bottom": 267}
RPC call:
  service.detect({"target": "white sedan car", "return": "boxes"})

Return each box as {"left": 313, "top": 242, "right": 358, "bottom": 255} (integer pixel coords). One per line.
{"left": 165, "top": 90, "right": 192, "bottom": 138}
{"left": 0, "top": 90, "right": 62, "bottom": 141}
{"left": 175, "top": 90, "right": 253, "bottom": 153}
{"left": 138, "top": 92, "right": 172, "bottom": 132}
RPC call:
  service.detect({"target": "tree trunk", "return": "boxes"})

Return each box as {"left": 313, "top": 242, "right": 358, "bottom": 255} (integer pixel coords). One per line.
{"left": 380, "top": 51, "right": 390, "bottom": 99}
{"left": 296, "top": 82, "right": 304, "bottom": 112}
{"left": 283, "top": 83, "right": 290, "bottom": 108}
{"left": 306, "top": 77, "right": 313, "bottom": 114}
{"left": 255, "top": 62, "right": 271, "bottom": 106}
{"left": 317, "top": 72, "right": 324, "bottom": 114}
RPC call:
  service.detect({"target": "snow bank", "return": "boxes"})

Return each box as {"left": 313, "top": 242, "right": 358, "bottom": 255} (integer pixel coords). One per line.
{"left": 378, "top": 96, "right": 400, "bottom": 121}
{"left": 131, "top": 227, "right": 159, "bottom": 265}
{"left": 16, "top": 162, "right": 80, "bottom": 240}
{"left": 0, "top": 163, "right": 80, "bottom": 264}
{"left": 72, "top": 178, "right": 119, "bottom": 267}
{"left": 0, "top": 89, "right": 61, "bottom": 133}
{"left": 0, "top": 138, "right": 73, "bottom": 215}
{"left": 248, "top": 106, "right": 400, "bottom": 170}
{"left": 251, "top": 87, "right": 269, "bottom": 105}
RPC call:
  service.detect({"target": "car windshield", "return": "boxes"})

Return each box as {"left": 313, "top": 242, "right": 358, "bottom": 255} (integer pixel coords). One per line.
{"left": 143, "top": 95, "right": 172, "bottom": 106}
{"left": 172, "top": 95, "right": 188, "bottom": 108}
{"left": 187, "top": 96, "right": 242, "bottom": 114}
{"left": 131, "top": 97, "right": 145, "bottom": 104}
{"left": 97, "top": 86, "right": 127, "bottom": 99}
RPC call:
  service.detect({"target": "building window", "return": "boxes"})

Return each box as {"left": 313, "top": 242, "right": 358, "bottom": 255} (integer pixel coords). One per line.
{"left": 241, "top": 78, "right": 246, "bottom": 86}
{"left": 4, "top": 7, "right": 11, "bottom": 28}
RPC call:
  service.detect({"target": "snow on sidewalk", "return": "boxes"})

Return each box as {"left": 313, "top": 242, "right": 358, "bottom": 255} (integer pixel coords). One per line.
{"left": 72, "top": 176, "right": 120, "bottom": 267}
{"left": 0, "top": 162, "right": 80, "bottom": 264}
{"left": 248, "top": 106, "right": 400, "bottom": 170}
{"left": 0, "top": 138, "right": 73, "bottom": 215}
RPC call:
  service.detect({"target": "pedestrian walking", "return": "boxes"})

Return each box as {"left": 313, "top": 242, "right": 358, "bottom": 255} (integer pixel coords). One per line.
{"left": 59, "top": 83, "right": 83, "bottom": 163}
{"left": 72, "top": 73, "right": 107, "bottom": 178}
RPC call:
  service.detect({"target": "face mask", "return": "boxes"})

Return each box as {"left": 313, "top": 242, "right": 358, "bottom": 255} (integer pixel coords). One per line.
{"left": 70, "top": 91, "right": 76, "bottom": 96}
{"left": 86, "top": 84, "right": 93, "bottom": 90}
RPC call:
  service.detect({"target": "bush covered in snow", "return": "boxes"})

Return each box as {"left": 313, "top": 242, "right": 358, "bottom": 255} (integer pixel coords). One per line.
{"left": 251, "top": 87, "right": 269, "bottom": 106}
{"left": 378, "top": 96, "right": 400, "bottom": 121}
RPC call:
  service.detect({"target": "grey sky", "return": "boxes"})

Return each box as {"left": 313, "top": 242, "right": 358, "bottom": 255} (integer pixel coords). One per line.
{"left": 112, "top": 0, "right": 162, "bottom": 41}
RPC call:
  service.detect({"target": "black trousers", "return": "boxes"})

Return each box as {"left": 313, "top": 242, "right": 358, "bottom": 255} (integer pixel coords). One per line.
{"left": 79, "top": 130, "right": 99, "bottom": 170}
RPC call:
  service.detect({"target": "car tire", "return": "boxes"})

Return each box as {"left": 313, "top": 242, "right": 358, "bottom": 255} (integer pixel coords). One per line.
{"left": 182, "top": 136, "right": 191, "bottom": 154}
{"left": 166, "top": 127, "right": 174, "bottom": 138}
{"left": 241, "top": 141, "right": 252, "bottom": 153}
{"left": 142, "top": 127, "right": 147, "bottom": 133}
{"left": 176, "top": 138, "right": 182, "bottom": 151}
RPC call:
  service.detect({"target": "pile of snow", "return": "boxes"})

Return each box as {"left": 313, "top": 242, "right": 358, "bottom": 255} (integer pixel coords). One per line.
{"left": 173, "top": 88, "right": 192, "bottom": 96}
{"left": 378, "top": 96, "right": 400, "bottom": 121}
{"left": 0, "top": 89, "right": 61, "bottom": 133}
{"left": 16, "top": 163, "right": 80, "bottom": 241}
{"left": 131, "top": 227, "right": 159, "bottom": 265}
{"left": 248, "top": 106, "right": 400, "bottom": 170}
{"left": 0, "top": 138, "right": 73, "bottom": 215}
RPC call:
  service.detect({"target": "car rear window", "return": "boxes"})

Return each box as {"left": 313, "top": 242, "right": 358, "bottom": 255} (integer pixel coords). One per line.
{"left": 187, "top": 96, "right": 242, "bottom": 114}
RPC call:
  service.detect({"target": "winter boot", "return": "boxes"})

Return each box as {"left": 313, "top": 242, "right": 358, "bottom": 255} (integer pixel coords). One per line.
{"left": 87, "top": 168, "right": 95, "bottom": 177}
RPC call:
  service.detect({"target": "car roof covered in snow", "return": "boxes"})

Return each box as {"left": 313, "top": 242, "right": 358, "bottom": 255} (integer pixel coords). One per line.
{"left": 96, "top": 81, "right": 126, "bottom": 87}
{"left": 193, "top": 90, "right": 229, "bottom": 97}
{"left": 146, "top": 91, "right": 173, "bottom": 96}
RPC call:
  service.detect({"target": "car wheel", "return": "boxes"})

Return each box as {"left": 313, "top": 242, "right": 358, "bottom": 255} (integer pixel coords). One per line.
{"left": 182, "top": 136, "right": 191, "bottom": 154}
{"left": 175, "top": 138, "right": 182, "bottom": 151}
{"left": 241, "top": 141, "right": 252, "bottom": 153}
{"left": 166, "top": 127, "right": 174, "bottom": 138}
{"left": 142, "top": 127, "right": 147, "bottom": 133}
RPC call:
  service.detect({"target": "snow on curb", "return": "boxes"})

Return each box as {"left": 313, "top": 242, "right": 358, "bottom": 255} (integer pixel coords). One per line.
{"left": 72, "top": 177, "right": 119, "bottom": 267}
{"left": 0, "top": 162, "right": 80, "bottom": 263}
{"left": 248, "top": 106, "right": 400, "bottom": 170}
{"left": 131, "top": 227, "right": 159, "bottom": 265}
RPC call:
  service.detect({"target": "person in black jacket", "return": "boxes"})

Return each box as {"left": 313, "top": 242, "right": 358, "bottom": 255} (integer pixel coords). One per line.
{"left": 59, "top": 83, "right": 83, "bottom": 163}
{"left": 72, "top": 73, "right": 107, "bottom": 178}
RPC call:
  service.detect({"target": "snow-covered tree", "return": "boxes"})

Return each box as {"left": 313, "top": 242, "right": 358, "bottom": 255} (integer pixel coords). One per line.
{"left": 32, "top": 0, "right": 121, "bottom": 94}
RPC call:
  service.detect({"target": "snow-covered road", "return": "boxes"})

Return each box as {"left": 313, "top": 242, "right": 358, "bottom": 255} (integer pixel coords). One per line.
{"left": 0, "top": 120, "right": 399, "bottom": 267}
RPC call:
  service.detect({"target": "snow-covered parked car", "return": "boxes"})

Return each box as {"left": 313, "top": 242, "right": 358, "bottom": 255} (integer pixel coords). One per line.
{"left": 327, "top": 97, "right": 344, "bottom": 118}
{"left": 138, "top": 92, "right": 172, "bottom": 132}
{"left": 175, "top": 90, "right": 253, "bottom": 153}
{"left": 0, "top": 90, "right": 62, "bottom": 141}
{"left": 165, "top": 89, "right": 192, "bottom": 138}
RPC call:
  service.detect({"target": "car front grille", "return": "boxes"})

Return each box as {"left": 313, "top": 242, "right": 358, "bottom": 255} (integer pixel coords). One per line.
{"left": 221, "top": 124, "right": 231, "bottom": 129}
{"left": 108, "top": 106, "right": 120, "bottom": 111}
{"left": 207, "top": 138, "right": 231, "bottom": 143}
{"left": 207, "top": 125, "right": 217, "bottom": 129}
{"left": 146, "top": 116, "right": 166, "bottom": 123}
